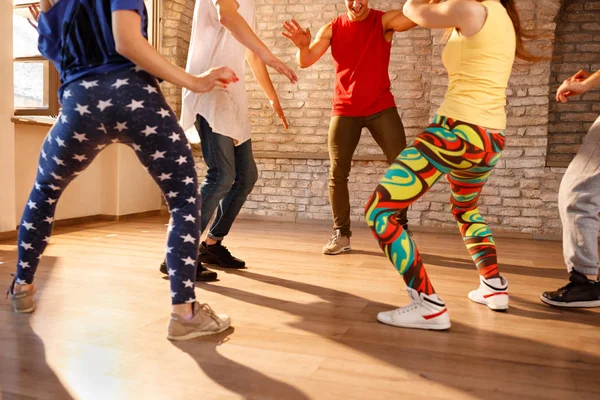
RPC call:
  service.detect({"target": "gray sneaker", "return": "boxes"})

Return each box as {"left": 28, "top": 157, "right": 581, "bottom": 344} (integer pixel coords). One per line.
{"left": 6, "top": 276, "right": 36, "bottom": 313}
{"left": 322, "top": 229, "right": 351, "bottom": 255}
{"left": 167, "top": 302, "right": 231, "bottom": 341}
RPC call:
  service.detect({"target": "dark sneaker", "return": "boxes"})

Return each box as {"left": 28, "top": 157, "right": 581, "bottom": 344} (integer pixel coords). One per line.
{"left": 159, "top": 260, "right": 218, "bottom": 282}
{"left": 541, "top": 270, "right": 600, "bottom": 308}
{"left": 198, "top": 241, "right": 246, "bottom": 269}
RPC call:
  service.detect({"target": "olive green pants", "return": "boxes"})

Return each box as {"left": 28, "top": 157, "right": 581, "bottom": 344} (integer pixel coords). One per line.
{"left": 328, "top": 107, "right": 408, "bottom": 237}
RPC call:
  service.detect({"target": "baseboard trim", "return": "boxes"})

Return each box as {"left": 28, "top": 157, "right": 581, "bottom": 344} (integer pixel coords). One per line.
{"left": 0, "top": 210, "right": 163, "bottom": 241}
{"left": 238, "top": 214, "right": 565, "bottom": 242}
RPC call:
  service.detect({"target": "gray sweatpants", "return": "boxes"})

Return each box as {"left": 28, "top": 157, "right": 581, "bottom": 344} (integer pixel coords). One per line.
{"left": 558, "top": 115, "right": 600, "bottom": 276}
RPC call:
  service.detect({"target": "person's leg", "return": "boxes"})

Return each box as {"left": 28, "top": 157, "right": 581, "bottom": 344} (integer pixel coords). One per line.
{"left": 109, "top": 70, "right": 229, "bottom": 338}
{"left": 365, "top": 107, "right": 410, "bottom": 229}
{"left": 199, "top": 139, "right": 258, "bottom": 268}
{"left": 445, "top": 121, "right": 508, "bottom": 310}
{"left": 160, "top": 114, "right": 236, "bottom": 280}
{"left": 10, "top": 103, "right": 110, "bottom": 312}
{"left": 365, "top": 116, "right": 492, "bottom": 330}
{"left": 324, "top": 115, "right": 362, "bottom": 254}
{"left": 197, "top": 115, "right": 237, "bottom": 235}
{"left": 542, "top": 116, "right": 600, "bottom": 308}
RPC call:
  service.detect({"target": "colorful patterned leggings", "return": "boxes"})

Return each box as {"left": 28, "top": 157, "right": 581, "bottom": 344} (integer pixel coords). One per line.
{"left": 365, "top": 115, "right": 506, "bottom": 295}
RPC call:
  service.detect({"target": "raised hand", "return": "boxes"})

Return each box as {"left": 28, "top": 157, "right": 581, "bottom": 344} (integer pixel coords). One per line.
{"left": 282, "top": 19, "right": 311, "bottom": 50}
{"left": 27, "top": 4, "right": 41, "bottom": 30}
{"left": 556, "top": 79, "right": 587, "bottom": 103}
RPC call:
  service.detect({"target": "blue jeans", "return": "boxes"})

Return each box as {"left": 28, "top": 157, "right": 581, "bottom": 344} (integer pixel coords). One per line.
{"left": 196, "top": 115, "right": 258, "bottom": 241}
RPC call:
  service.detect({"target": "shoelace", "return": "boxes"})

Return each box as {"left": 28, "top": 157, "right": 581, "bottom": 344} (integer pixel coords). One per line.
{"left": 327, "top": 232, "right": 340, "bottom": 246}
{"left": 200, "top": 303, "right": 226, "bottom": 326}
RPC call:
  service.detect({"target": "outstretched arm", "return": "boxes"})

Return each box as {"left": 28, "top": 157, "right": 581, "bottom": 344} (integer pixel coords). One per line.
{"left": 403, "top": 0, "right": 485, "bottom": 36}
{"left": 246, "top": 50, "right": 289, "bottom": 129}
{"left": 112, "top": 10, "right": 237, "bottom": 93}
{"left": 556, "top": 69, "right": 600, "bottom": 102}
{"left": 216, "top": 0, "right": 297, "bottom": 83}
{"left": 382, "top": 10, "right": 418, "bottom": 34}
{"left": 282, "top": 20, "right": 332, "bottom": 69}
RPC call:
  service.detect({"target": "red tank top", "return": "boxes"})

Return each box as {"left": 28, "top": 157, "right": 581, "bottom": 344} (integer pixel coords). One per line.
{"left": 331, "top": 10, "right": 396, "bottom": 117}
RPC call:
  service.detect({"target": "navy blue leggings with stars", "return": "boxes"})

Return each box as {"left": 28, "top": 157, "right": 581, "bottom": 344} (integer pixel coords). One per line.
{"left": 15, "top": 67, "right": 200, "bottom": 305}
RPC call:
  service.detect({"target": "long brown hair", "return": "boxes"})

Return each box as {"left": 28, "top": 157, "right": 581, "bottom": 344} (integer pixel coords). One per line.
{"left": 500, "top": 0, "right": 541, "bottom": 62}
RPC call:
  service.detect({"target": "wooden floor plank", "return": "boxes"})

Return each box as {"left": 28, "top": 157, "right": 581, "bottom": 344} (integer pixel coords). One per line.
{"left": 1, "top": 216, "right": 599, "bottom": 400}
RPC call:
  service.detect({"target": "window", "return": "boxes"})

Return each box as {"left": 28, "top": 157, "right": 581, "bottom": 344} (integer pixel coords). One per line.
{"left": 13, "top": 1, "right": 60, "bottom": 116}
{"left": 12, "top": 0, "right": 160, "bottom": 118}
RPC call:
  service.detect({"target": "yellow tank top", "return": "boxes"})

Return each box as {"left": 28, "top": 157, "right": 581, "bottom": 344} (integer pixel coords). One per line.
{"left": 437, "top": 1, "right": 516, "bottom": 130}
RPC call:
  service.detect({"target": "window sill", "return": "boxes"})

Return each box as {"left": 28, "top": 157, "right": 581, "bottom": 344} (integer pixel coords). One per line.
{"left": 11, "top": 115, "right": 56, "bottom": 127}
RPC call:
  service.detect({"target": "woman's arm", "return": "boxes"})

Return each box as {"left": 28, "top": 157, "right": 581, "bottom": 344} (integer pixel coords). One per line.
{"left": 112, "top": 10, "right": 238, "bottom": 93}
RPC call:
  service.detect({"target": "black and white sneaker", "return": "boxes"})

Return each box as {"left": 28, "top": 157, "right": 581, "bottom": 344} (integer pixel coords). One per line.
{"left": 541, "top": 270, "right": 600, "bottom": 308}
{"left": 198, "top": 241, "right": 246, "bottom": 269}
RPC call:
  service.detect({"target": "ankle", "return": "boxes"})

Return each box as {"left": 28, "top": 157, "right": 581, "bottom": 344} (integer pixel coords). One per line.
{"left": 205, "top": 237, "right": 218, "bottom": 246}
{"left": 172, "top": 303, "right": 193, "bottom": 320}
{"left": 14, "top": 283, "right": 33, "bottom": 293}
{"left": 585, "top": 273, "right": 598, "bottom": 282}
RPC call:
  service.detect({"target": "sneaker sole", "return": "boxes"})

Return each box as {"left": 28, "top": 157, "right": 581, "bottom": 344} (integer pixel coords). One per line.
{"left": 323, "top": 246, "right": 351, "bottom": 255}
{"left": 468, "top": 291, "right": 508, "bottom": 311}
{"left": 540, "top": 295, "right": 600, "bottom": 308}
{"left": 376, "top": 315, "right": 451, "bottom": 331}
{"left": 167, "top": 321, "right": 231, "bottom": 341}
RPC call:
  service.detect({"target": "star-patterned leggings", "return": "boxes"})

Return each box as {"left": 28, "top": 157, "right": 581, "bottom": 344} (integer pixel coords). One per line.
{"left": 365, "top": 115, "right": 506, "bottom": 295}
{"left": 15, "top": 67, "right": 201, "bottom": 305}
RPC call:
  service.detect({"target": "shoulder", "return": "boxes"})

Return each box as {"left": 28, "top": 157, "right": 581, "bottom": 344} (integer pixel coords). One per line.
{"left": 382, "top": 9, "right": 402, "bottom": 23}
{"left": 317, "top": 21, "right": 334, "bottom": 40}
{"left": 444, "top": 0, "right": 486, "bottom": 17}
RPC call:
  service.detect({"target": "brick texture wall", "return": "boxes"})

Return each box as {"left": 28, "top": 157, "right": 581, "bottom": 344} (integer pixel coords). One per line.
{"left": 162, "top": 0, "right": 595, "bottom": 237}
{"left": 160, "top": 0, "right": 195, "bottom": 116}
{"left": 547, "top": 0, "right": 600, "bottom": 167}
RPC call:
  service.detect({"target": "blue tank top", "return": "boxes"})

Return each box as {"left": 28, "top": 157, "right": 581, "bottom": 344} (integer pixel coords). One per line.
{"left": 37, "top": 0, "right": 148, "bottom": 97}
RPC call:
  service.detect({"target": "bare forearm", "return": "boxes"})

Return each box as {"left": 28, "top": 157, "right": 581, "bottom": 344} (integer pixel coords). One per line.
{"left": 220, "top": 13, "right": 273, "bottom": 62}
{"left": 297, "top": 46, "right": 326, "bottom": 68}
{"left": 585, "top": 70, "right": 600, "bottom": 91}
{"left": 247, "top": 53, "right": 278, "bottom": 101}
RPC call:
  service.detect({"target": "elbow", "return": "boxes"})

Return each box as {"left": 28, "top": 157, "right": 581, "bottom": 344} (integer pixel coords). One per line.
{"left": 217, "top": 10, "right": 235, "bottom": 26}
{"left": 114, "top": 37, "right": 134, "bottom": 59}
{"left": 296, "top": 54, "right": 311, "bottom": 69}
{"left": 402, "top": 3, "right": 417, "bottom": 22}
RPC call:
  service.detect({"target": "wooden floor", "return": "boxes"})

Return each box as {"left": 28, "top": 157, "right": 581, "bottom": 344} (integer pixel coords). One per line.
{"left": 0, "top": 216, "right": 599, "bottom": 400}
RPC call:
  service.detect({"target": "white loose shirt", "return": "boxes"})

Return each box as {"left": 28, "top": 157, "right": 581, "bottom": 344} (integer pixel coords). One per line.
{"left": 180, "top": 0, "right": 257, "bottom": 145}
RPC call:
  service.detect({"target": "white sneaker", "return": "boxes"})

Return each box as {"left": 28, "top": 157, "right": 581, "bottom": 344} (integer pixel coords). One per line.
{"left": 468, "top": 276, "right": 509, "bottom": 311}
{"left": 377, "top": 287, "right": 451, "bottom": 330}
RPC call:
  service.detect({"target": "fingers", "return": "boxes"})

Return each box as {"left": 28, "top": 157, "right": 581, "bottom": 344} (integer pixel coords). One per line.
{"left": 283, "top": 21, "right": 296, "bottom": 33}
{"left": 280, "top": 114, "right": 289, "bottom": 129}
{"left": 27, "top": 18, "right": 38, "bottom": 30}
{"left": 282, "top": 66, "right": 298, "bottom": 83}
{"left": 291, "top": 19, "right": 303, "bottom": 31}
{"left": 573, "top": 69, "right": 589, "bottom": 80}
{"left": 218, "top": 67, "right": 239, "bottom": 83}
{"left": 282, "top": 31, "right": 293, "bottom": 39}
